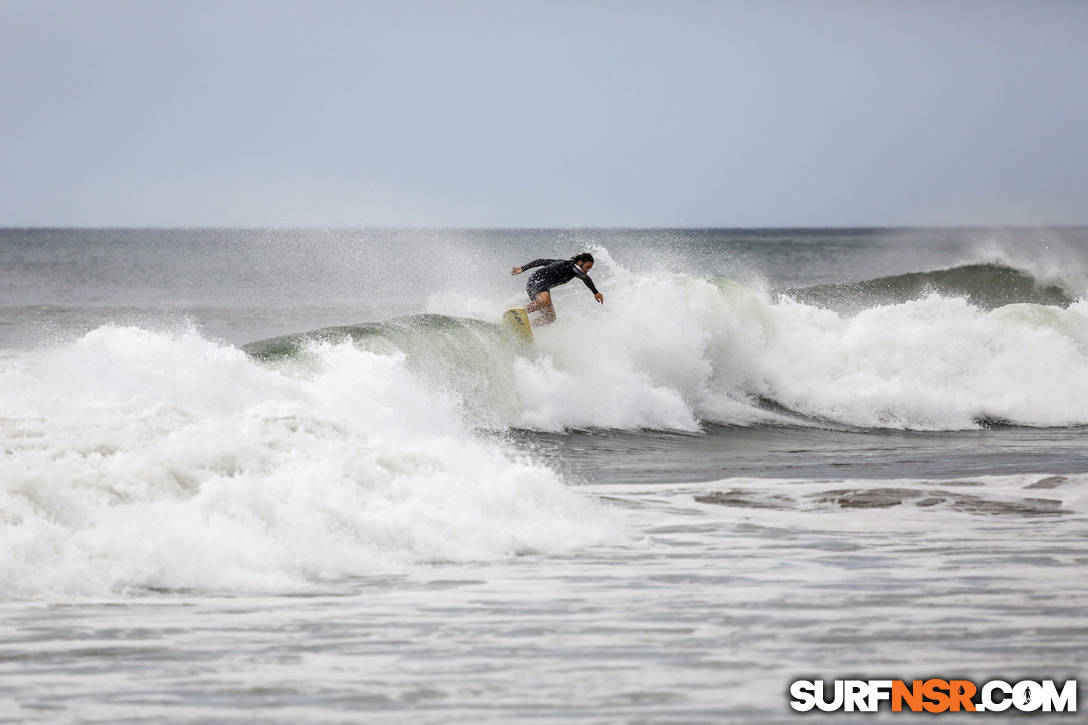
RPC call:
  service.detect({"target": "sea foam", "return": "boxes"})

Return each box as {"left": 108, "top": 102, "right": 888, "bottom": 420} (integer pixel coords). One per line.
{"left": 0, "top": 326, "right": 618, "bottom": 597}
{"left": 431, "top": 249, "right": 1088, "bottom": 431}
{"left": 8, "top": 254, "right": 1086, "bottom": 596}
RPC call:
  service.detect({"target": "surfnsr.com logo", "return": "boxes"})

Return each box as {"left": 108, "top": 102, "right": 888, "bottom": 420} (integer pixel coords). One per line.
{"left": 789, "top": 679, "right": 1077, "bottom": 713}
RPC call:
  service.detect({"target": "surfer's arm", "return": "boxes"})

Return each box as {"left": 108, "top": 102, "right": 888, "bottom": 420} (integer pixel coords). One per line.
{"left": 511, "top": 258, "right": 553, "bottom": 275}
{"left": 577, "top": 272, "right": 602, "bottom": 300}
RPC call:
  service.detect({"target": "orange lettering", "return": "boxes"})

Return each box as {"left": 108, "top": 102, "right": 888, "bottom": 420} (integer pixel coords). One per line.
{"left": 922, "top": 679, "right": 951, "bottom": 713}
{"left": 948, "top": 680, "right": 976, "bottom": 712}
{"left": 892, "top": 680, "right": 924, "bottom": 712}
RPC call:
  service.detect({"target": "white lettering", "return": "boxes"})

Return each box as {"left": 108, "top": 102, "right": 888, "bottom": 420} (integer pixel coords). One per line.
{"left": 789, "top": 680, "right": 817, "bottom": 712}
{"left": 815, "top": 680, "right": 844, "bottom": 712}
{"left": 1041, "top": 680, "right": 1077, "bottom": 712}
{"left": 982, "top": 680, "right": 1012, "bottom": 712}
{"left": 1013, "top": 680, "right": 1043, "bottom": 712}
{"left": 845, "top": 680, "right": 868, "bottom": 712}
{"left": 868, "top": 680, "right": 893, "bottom": 711}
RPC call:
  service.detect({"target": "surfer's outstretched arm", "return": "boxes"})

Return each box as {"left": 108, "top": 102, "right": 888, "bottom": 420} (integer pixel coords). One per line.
{"left": 511, "top": 259, "right": 554, "bottom": 275}
{"left": 575, "top": 270, "right": 604, "bottom": 303}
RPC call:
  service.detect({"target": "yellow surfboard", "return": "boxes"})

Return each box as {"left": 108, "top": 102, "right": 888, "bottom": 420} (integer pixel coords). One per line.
{"left": 502, "top": 307, "right": 534, "bottom": 342}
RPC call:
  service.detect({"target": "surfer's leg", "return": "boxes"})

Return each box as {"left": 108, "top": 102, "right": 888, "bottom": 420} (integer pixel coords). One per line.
{"left": 526, "top": 291, "right": 556, "bottom": 325}
{"left": 525, "top": 290, "right": 551, "bottom": 313}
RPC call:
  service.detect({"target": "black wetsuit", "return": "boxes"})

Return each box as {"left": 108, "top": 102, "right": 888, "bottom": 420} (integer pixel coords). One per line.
{"left": 521, "top": 259, "right": 600, "bottom": 298}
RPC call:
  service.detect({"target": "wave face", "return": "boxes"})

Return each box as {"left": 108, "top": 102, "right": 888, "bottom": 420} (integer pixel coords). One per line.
{"left": 782, "top": 263, "right": 1076, "bottom": 314}
{"left": 0, "top": 326, "right": 618, "bottom": 597}
{"left": 242, "top": 251, "right": 1088, "bottom": 432}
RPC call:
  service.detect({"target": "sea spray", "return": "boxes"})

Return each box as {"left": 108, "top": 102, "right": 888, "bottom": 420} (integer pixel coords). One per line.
{"left": 423, "top": 256, "right": 1088, "bottom": 430}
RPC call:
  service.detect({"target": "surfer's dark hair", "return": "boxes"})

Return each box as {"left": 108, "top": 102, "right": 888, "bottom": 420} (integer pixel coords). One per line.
{"left": 571, "top": 252, "right": 594, "bottom": 264}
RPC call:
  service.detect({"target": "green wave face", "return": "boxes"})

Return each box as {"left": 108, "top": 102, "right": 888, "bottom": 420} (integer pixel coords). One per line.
{"left": 781, "top": 263, "right": 1075, "bottom": 313}
{"left": 243, "top": 314, "right": 530, "bottom": 427}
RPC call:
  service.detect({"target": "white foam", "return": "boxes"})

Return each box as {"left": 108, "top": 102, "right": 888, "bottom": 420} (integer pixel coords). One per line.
{"left": 10, "top": 255, "right": 1083, "bottom": 595}
{"left": 0, "top": 327, "right": 619, "bottom": 597}
{"left": 438, "top": 249, "right": 1088, "bottom": 431}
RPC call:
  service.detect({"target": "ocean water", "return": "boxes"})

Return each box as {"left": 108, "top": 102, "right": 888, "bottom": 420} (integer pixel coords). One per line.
{"left": 1, "top": 228, "right": 1086, "bottom": 723}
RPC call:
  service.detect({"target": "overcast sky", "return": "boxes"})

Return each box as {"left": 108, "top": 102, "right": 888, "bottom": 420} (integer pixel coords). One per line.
{"left": 2, "top": 0, "right": 1086, "bottom": 227}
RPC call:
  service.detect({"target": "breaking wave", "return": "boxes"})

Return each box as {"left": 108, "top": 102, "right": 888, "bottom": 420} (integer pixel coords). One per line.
{"left": 248, "top": 253, "right": 1088, "bottom": 431}
{"left": 781, "top": 263, "right": 1076, "bottom": 314}
{"left": 4, "top": 250, "right": 1087, "bottom": 596}
{"left": 0, "top": 326, "right": 619, "bottom": 597}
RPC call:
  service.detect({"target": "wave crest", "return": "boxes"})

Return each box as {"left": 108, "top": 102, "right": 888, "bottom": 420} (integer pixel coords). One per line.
{"left": 245, "top": 262, "right": 1088, "bottom": 432}
{"left": 781, "top": 263, "right": 1076, "bottom": 314}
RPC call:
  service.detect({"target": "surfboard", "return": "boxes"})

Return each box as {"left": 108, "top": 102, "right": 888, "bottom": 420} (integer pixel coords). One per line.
{"left": 502, "top": 307, "right": 533, "bottom": 342}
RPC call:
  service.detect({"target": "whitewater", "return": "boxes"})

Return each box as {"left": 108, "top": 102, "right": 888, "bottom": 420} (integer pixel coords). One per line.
{"left": 1, "top": 228, "right": 1086, "bottom": 722}
{"left": 248, "top": 248, "right": 1088, "bottom": 431}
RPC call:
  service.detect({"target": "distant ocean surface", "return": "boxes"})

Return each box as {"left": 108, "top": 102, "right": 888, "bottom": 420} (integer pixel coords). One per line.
{"left": 1, "top": 228, "right": 1086, "bottom": 722}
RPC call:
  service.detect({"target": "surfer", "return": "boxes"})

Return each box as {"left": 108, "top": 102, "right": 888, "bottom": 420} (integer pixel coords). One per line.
{"left": 511, "top": 253, "right": 603, "bottom": 324}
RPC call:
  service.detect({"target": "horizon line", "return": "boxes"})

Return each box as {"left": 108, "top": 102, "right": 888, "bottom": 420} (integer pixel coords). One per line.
{"left": 3, "top": 223, "right": 1088, "bottom": 232}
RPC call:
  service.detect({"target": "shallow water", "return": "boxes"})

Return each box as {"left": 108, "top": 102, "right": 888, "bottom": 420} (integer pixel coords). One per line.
{"left": 3, "top": 473, "right": 1085, "bottom": 723}
{"left": 511, "top": 424, "right": 1088, "bottom": 483}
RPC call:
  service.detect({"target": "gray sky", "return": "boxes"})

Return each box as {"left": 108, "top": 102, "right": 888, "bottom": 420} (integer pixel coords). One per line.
{"left": 2, "top": 0, "right": 1086, "bottom": 227}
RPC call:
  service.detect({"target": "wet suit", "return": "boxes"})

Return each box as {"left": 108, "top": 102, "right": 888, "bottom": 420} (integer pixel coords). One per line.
{"left": 521, "top": 259, "right": 600, "bottom": 299}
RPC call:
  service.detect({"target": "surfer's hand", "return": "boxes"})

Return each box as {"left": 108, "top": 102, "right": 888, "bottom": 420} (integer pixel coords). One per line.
{"left": 511, "top": 267, "right": 523, "bottom": 275}
{"left": 594, "top": 293, "right": 604, "bottom": 304}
